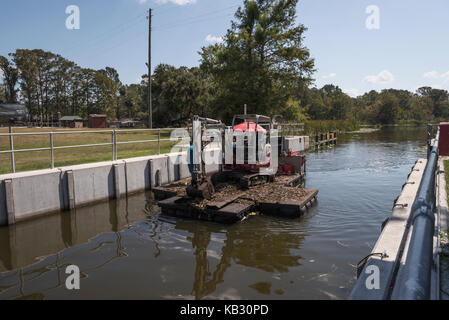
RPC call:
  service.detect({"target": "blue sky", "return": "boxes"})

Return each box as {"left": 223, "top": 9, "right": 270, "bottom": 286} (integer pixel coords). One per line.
{"left": 0, "top": 0, "right": 449, "bottom": 97}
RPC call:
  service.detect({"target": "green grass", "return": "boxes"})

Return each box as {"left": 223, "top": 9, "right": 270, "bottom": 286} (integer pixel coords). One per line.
{"left": 444, "top": 160, "right": 449, "bottom": 207}
{"left": 0, "top": 127, "right": 185, "bottom": 174}
{"left": 442, "top": 161, "right": 449, "bottom": 244}
{"left": 304, "top": 120, "right": 360, "bottom": 136}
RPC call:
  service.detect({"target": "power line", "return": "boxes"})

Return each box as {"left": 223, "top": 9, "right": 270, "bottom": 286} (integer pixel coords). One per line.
{"left": 153, "top": 12, "right": 234, "bottom": 33}
{"left": 152, "top": 4, "right": 238, "bottom": 30}
{"left": 65, "top": 13, "right": 147, "bottom": 53}
{"left": 75, "top": 28, "right": 145, "bottom": 61}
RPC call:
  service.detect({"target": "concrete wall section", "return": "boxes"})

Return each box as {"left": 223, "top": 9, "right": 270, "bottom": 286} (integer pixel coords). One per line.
{"left": 0, "top": 180, "right": 7, "bottom": 226}
{"left": 150, "top": 155, "right": 169, "bottom": 188}
{"left": 0, "top": 169, "right": 66, "bottom": 224}
{"left": 113, "top": 162, "right": 127, "bottom": 198}
{"left": 167, "top": 152, "right": 188, "bottom": 182}
{"left": 66, "top": 162, "right": 116, "bottom": 208}
{"left": 178, "top": 152, "right": 191, "bottom": 180}
{"left": 122, "top": 157, "right": 151, "bottom": 194}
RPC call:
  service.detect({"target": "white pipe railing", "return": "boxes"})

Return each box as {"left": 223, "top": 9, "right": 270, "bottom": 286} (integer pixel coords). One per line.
{"left": 0, "top": 128, "right": 189, "bottom": 173}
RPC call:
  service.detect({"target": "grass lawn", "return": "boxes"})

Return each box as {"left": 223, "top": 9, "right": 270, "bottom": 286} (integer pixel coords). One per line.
{"left": 445, "top": 160, "right": 449, "bottom": 209}
{"left": 0, "top": 127, "right": 188, "bottom": 174}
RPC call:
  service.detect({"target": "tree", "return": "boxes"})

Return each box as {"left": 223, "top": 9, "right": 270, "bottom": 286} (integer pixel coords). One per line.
{"left": 12, "top": 49, "right": 39, "bottom": 117}
{"left": 100, "top": 67, "right": 122, "bottom": 120}
{"left": 151, "top": 64, "right": 210, "bottom": 127}
{"left": 416, "top": 86, "right": 449, "bottom": 119}
{"left": 0, "top": 55, "right": 19, "bottom": 103}
{"left": 373, "top": 92, "right": 400, "bottom": 124}
{"left": 119, "top": 84, "right": 143, "bottom": 119}
{"left": 200, "top": 0, "right": 315, "bottom": 121}
{"left": 410, "top": 96, "right": 433, "bottom": 121}
{"left": 0, "top": 84, "right": 6, "bottom": 103}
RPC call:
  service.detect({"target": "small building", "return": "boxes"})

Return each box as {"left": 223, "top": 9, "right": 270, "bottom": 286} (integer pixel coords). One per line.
{"left": 60, "top": 116, "right": 84, "bottom": 128}
{"left": 120, "top": 118, "right": 140, "bottom": 128}
{"left": 88, "top": 114, "right": 107, "bottom": 128}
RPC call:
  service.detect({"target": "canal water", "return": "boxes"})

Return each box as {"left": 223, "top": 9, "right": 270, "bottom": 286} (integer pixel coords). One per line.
{"left": 0, "top": 127, "right": 428, "bottom": 300}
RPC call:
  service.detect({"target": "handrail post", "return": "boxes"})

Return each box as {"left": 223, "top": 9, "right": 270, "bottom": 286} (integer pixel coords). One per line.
{"left": 9, "top": 126, "right": 15, "bottom": 173}
{"left": 114, "top": 129, "right": 117, "bottom": 161}
{"left": 158, "top": 129, "right": 161, "bottom": 155}
{"left": 111, "top": 130, "right": 115, "bottom": 161}
{"left": 9, "top": 125, "right": 16, "bottom": 173}
{"left": 50, "top": 131, "right": 54, "bottom": 169}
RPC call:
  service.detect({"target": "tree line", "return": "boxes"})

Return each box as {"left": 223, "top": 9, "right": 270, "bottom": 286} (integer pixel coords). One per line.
{"left": 1, "top": 0, "right": 448, "bottom": 127}
{"left": 0, "top": 49, "right": 123, "bottom": 122}
{"left": 304, "top": 85, "right": 449, "bottom": 125}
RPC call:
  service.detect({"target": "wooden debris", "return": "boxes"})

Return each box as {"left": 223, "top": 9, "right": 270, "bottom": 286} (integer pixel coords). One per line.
{"left": 155, "top": 173, "right": 318, "bottom": 223}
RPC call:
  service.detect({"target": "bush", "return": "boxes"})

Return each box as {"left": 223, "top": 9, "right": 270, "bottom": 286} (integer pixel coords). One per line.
{"left": 303, "top": 120, "right": 360, "bottom": 135}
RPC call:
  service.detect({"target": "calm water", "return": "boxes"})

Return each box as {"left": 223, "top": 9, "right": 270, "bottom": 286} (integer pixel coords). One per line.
{"left": 0, "top": 127, "right": 428, "bottom": 300}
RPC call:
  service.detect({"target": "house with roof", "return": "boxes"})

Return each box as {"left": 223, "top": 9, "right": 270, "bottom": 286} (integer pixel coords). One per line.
{"left": 60, "top": 116, "right": 84, "bottom": 128}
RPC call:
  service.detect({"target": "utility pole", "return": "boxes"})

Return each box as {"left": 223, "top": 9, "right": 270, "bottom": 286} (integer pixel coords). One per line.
{"left": 148, "top": 8, "right": 153, "bottom": 129}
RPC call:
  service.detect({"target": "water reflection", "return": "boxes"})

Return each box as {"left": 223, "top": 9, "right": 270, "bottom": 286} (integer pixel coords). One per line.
{"left": 0, "top": 193, "right": 151, "bottom": 299}
{"left": 171, "top": 218, "right": 305, "bottom": 299}
{"left": 0, "top": 194, "right": 151, "bottom": 274}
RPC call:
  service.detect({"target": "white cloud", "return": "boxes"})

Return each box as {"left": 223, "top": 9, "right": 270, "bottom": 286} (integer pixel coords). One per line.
{"left": 423, "top": 71, "right": 439, "bottom": 79}
{"left": 419, "top": 71, "right": 449, "bottom": 89}
{"left": 322, "top": 73, "right": 336, "bottom": 80}
{"left": 364, "top": 70, "right": 395, "bottom": 84}
{"left": 441, "top": 71, "right": 449, "bottom": 84}
{"left": 205, "top": 34, "right": 223, "bottom": 44}
{"left": 344, "top": 88, "right": 360, "bottom": 98}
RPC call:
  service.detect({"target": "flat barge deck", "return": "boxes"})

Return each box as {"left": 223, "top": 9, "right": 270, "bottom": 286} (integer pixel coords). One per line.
{"left": 154, "top": 174, "right": 318, "bottom": 224}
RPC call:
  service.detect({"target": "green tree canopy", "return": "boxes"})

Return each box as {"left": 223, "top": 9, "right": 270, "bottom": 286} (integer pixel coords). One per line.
{"left": 200, "top": 0, "right": 315, "bottom": 122}
{"left": 0, "top": 55, "right": 19, "bottom": 103}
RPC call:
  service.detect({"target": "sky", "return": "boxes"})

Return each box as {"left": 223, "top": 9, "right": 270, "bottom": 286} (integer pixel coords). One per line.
{"left": 0, "top": 0, "right": 449, "bottom": 97}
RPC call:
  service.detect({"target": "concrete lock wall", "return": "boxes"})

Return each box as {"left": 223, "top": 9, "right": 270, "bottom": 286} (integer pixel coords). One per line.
{"left": 0, "top": 169, "right": 67, "bottom": 225}
{"left": 0, "top": 148, "right": 221, "bottom": 226}
{"left": 349, "top": 159, "right": 428, "bottom": 300}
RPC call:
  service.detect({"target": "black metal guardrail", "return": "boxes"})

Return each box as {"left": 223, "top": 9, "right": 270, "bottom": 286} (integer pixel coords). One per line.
{"left": 394, "top": 125, "right": 440, "bottom": 299}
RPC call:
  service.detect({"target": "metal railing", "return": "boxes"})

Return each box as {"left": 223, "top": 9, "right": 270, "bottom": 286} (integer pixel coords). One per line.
{"left": 394, "top": 125, "right": 440, "bottom": 299}
{"left": 0, "top": 127, "right": 188, "bottom": 173}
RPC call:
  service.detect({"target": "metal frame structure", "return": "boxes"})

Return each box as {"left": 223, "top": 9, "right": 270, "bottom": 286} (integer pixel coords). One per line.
{"left": 0, "top": 127, "right": 188, "bottom": 173}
